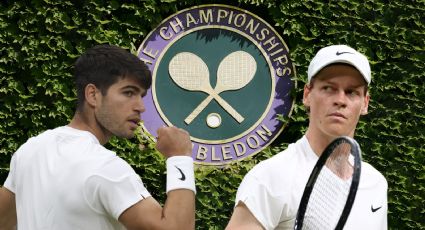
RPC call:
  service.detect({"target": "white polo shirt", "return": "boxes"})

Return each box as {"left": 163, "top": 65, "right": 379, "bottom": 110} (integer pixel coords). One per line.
{"left": 4, "top": 126, "right": 151, "bottom": 230}
{"left": 235, "top": 135, "right": 387, "bottom": 229}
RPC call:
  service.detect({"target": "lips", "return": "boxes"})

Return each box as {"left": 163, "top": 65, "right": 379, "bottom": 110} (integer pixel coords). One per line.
{"left": 328, "top": 112, "right": 347, "bottom": 119}
{"left": 129, "top": 120, "right": 139, "bottom": 125}
{"left": 128, "top": 117, "right": 141, "bottom": 127}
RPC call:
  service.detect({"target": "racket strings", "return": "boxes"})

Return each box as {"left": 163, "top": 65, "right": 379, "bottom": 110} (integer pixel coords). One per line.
{"left": 302, "top": 141, "right": 354, "bottom": 230}
{"left": 169, "top": 53, "right": 209, "bottom": 90}
{"left": 326, "top": 142, "right": 354, "bottom": 180}
{"left": 218, "top": 52, "right": 256, "bottom": 87}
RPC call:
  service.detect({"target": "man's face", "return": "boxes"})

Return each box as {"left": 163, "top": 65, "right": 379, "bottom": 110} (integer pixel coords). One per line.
{"left": 95, "top": 76, "right": 146, "bottom": 139}
{"left": 303, "top": 64, "right": 370, "bottom": 138}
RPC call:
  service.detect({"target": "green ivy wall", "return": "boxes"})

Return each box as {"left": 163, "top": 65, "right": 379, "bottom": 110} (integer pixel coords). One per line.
{"left": 0, "top": 0, "right": 423, "bottom": 229}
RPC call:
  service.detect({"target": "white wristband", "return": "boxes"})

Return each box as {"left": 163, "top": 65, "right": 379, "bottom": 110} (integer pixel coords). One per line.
{"left": 166, "top": 156, "right": 196, "bottom": 194}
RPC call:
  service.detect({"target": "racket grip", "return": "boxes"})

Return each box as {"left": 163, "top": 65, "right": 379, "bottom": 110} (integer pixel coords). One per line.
{"left": 214, "top": 96, "right": 244, "bottom": 123}
{"left": 185, "top": 94, "right": 245, "bottom": 124}
{"left": 185, "top": 95, "right": 214, "bottom": 124}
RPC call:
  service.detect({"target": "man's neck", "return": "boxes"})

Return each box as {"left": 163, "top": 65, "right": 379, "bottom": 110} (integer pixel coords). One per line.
{"left": 305, "top": 128, "right": 355, "bottom": 157}
{"left": 305, "top": 130, "right": 333, "bottom": 157}
{"left": 68, "top": 110, "right": 110, "bottom": 145}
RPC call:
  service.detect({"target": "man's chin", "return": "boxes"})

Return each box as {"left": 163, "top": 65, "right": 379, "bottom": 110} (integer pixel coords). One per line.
{"left": 115, "top": 131, "right": 135, "bottom": 139}
{"left": 324, "top": 124, "right": 354, "bottom": 137}
{"left": 325, "top": 129, "right": 351, "bottom": 138}
{"left": 330, "top": 131, "right": 353, "bottom": 139}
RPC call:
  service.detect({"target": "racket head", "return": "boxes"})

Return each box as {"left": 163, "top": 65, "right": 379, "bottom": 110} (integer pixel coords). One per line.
{"left": 294, "top": 136, "right": 362, "bottom": 230}
{"left": 215, "top": 50, "right": 256, "bottom": 92}
{"left": 168, "top": 52, "right": 211, "bottom": 91}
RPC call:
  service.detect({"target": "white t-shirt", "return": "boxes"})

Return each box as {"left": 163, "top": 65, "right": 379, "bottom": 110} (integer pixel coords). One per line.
{"left": 235, "top": 135, "right": 388, "bottom": 230}
{"left": 4, "top": 126, "right": 151, "bottom": 230}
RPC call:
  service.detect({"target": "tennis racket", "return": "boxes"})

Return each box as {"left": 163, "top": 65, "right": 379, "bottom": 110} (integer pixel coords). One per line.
{"left": 294, "top": 136, "right": 362, "bottom": 230}
{"left": 168, "top": 51, "right": 256, "bottom": 124}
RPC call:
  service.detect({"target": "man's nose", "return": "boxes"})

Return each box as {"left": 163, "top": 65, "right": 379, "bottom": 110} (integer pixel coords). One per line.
{"left": 134, "top": 97, "right": 145, "bottom": 113}
{"left": 334, "top": 90, "right": 347, "bottom": 108}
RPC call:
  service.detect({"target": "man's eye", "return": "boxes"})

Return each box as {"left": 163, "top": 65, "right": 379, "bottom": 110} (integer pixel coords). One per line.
{"left": 124, "top": 91, "right": 134, "bottom": 97}
{"left": 322, "top": 86, "right": 333, "bottom": 92}
{"left": 347, "top": 90, "right": 359, "bottom": 97}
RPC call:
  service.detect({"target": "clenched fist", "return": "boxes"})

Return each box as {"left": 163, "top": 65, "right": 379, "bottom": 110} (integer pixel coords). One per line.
{"left": 155, "top": 126, "right": 192, "bottom": 159}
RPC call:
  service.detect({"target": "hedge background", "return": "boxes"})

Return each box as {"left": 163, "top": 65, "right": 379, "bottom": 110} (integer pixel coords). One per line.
{"left": 0, "top": 0, "right": 423, "bottom": 229}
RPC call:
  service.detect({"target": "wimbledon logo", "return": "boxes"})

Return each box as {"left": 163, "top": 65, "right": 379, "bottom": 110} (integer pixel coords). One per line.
{"left": 137, "top": 4, "right": 296, "bottom": 165}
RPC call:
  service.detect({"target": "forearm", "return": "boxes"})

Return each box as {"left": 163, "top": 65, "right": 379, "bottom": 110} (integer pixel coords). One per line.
{"left": 226, "top": 202, "right": 265, "bottom": 230}
{"left": 161, "top": 156, "right": 196, "bottom": 229}
{"left": 122, "top": 127, "right": 196, "bottom": 229}
{"left": 0, "top": 187, "right": 17, "bottom": 229}
{"left": 119, "top": 156, "right": 196, "bottom": 230}
{"left": 119, "top": 190, "right": 195, "bottom": 230}
{"left": 0, "top": 221, "right": 16, "bottom": 230}
{"left": 161, "top": 189, "right": 195, "bottom": 230}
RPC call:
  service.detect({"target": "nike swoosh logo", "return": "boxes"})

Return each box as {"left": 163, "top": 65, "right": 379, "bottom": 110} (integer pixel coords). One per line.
{"left": 371, "top": 205, "right": 382, "bottom": 212}
{"left": 175, "top": 166, "right": 186, "bottom": 181}
{"left": 336, "top": 51, "right": 354, "bottom": 56}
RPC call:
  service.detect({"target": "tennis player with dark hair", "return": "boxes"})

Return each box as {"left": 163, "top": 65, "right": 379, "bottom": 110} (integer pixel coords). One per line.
{"left": 0, "top": 44, "right": 196, "bottom": 230}
{"left": 226, "top": 45, "right": 387, "bottom": 229}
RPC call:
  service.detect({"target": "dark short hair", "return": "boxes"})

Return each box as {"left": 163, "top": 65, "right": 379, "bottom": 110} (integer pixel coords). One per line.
{"left": 74, "top": 44, "right": 152, "bottom": 110}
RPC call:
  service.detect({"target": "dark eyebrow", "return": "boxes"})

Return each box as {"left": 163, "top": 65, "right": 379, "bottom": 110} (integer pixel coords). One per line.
{"left": 121, "top": 85, "right": 140, "bottom": 91}
{"left": 121, "top": 85, "right": 147, "bottom": 97}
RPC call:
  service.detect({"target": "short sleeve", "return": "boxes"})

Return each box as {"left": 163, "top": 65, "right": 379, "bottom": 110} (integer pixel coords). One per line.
{"left": 84, "top": 159, "right": 151, "bottom": 220}
{"left": 235, "top": 172, "right": 284, "bottom": 230}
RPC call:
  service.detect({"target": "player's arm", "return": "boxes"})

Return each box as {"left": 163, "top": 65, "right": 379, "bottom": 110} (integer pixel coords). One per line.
{"left": 226, "top": 201, "right": 264, "bottom": 230}
{"left": 0, "top": 186, "right": 17, "bottom": 229}
{"left": 119, "top": 189, "right": 194, "bottom": 230}
{"left": 119, "top": 126, "right": 195, "bottom": 230}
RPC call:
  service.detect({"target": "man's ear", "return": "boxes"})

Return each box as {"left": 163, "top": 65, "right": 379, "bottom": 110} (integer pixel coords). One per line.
{"left": 361, "top": 93, "right": 370, "bottom": 115}
{"left": 303, "top": 84, "right": 312, "bottom": 108}
{"left": 85, "top": 84, "right": 99, "bottom": 108}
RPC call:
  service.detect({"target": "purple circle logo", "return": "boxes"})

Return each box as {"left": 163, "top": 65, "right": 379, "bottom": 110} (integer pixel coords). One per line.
{"left": 138, "top": 4, "right": 296, "bottom": 165}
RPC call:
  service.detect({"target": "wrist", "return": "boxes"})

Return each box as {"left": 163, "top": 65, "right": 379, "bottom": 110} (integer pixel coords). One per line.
{"left": 166, "top": 156, "right": 196, "bottom": 194}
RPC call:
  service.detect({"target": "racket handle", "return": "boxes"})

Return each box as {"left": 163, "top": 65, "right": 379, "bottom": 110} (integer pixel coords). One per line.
{"left": 184, "top": 94, "right": 244, "bottom": 124}
{"left": 185, "top": 95, "right": 214, "bottom": 124}
{"left": 213, "top": 95, "right": 244, "bottom": 123}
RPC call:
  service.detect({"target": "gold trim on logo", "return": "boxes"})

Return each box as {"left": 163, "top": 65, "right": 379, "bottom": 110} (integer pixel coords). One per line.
{"left": 137, "top": 5, "right": 298, "bottom": 162}
{"left": 151, "top": 25, "right": 275, "bottom": 144}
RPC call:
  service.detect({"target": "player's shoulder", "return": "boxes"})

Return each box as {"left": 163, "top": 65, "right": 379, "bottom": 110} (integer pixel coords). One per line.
{"left": 88, "top": 159, "right": 134, "bottom": 183}
{"left": 24, "top": 127, "right": 56, "bottom": 143}
{"left": 247, "top": 137, "right": 310, "bottom": 180}
{"left": 31, "top": 126, "right": 132, "bottom": 175}
{"left": 360, "top": 161, "right": 388, "bottom": 189}
{"left": 259, "top": 136, "right": 310, "bottom": 164}
{"left": 23, "top": 126, "right": 89, "bottom": 145}
{"left": 252, "top": 144, "right": 297, "bottom": 173}
{"left": 239, "top": 137, "right": 313, "bottom": 200}
{"left": 14, "top": 127, "right": 59, "bottom": 154}
{"left": 88, "top": 148, "right": 135, "bottom": 180}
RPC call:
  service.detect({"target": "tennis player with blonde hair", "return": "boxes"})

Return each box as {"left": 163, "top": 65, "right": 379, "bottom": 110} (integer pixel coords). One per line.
{"left": 226, "top": 45, "right": 387, "bottom": 230}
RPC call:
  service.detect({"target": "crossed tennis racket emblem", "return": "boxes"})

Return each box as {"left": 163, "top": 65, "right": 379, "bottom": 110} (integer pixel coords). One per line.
{"left": 168, "top": 51, "right": 257, "bottom": 125}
